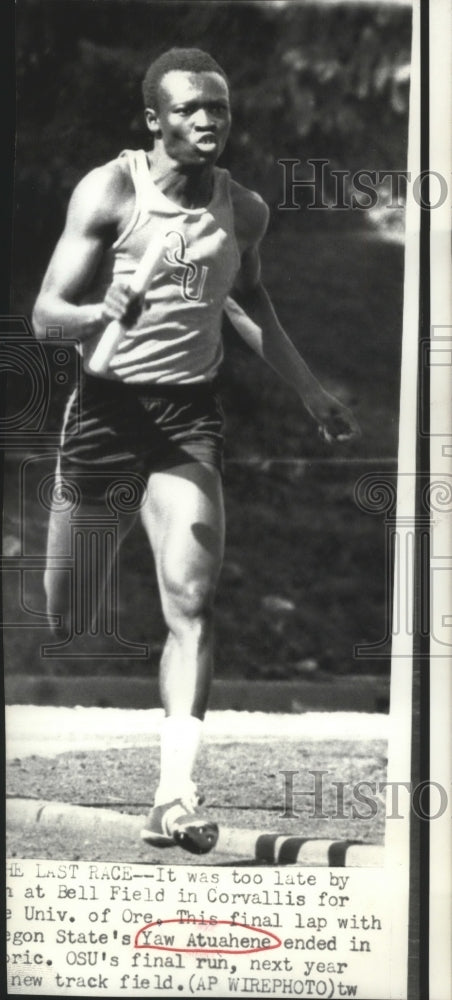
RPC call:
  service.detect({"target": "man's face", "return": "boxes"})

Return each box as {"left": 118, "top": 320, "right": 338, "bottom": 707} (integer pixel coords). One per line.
{"left": 146, "top": 70, "right": 231, "bottom": 166}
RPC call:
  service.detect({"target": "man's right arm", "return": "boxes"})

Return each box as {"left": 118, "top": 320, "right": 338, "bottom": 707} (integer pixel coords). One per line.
{"left": 32, "top": 164, "right": 128, "bottom": 342}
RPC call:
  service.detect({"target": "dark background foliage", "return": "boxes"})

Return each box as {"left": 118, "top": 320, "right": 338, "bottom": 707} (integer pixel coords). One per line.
{"left": 14, "top": 0, "right": 411, "bottom": 279}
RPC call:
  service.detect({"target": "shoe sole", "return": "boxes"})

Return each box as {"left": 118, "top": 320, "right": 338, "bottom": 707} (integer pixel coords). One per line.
{"left": 173, "top": 819, "right": 219, "bottom": 855}
{"left": 140, "top": 828, "right": 175, "bottom": 847}
{"left": 140, "top": 818, "right": 219, "bottom": 854}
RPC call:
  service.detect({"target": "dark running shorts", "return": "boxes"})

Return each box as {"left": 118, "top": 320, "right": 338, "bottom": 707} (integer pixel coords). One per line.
{"left": 58, "top": 371, "right": 225, "bottom": 506}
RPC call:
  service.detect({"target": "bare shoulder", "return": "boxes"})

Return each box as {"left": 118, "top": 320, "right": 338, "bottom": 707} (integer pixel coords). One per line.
{"left": 66, "top": 155, "right": 134, "bottom": 233}
{"left": 229, "top": 177, "right": 270, "bottom": 249}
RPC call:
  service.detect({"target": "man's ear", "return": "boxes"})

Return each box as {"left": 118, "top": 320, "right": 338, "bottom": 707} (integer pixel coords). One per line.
{"left": 144, "top": 107, "right": 161, "bottom": 138}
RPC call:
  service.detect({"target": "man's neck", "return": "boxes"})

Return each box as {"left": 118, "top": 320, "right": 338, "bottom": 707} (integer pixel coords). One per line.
{"left": 146, "top": 149, "right": 215, "bottom": 209}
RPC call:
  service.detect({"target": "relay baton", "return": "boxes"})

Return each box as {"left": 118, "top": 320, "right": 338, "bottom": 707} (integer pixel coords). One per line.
{"left": 87, "top": 236, "right": 164, "bottom": 375}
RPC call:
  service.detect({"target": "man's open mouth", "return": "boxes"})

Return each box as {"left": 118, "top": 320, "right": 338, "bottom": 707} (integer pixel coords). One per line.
{"left": 195, "top": 135, "right": 217, "bottom": 150}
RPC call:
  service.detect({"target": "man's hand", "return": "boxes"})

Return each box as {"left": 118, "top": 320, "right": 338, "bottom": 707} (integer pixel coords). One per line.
{"left": 304, "top": 390, "right": 361, "bottom": 444}
{"left": 86, "top": 281, "right": 144, "bottom": 374}
{"left": 102, "top": 280, "right": 143, "bottom": 328}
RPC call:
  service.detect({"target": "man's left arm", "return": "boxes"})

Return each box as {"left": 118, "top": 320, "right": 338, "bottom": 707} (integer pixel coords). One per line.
{"left": 229, "top": 243, "right": 360, "bottom": 443}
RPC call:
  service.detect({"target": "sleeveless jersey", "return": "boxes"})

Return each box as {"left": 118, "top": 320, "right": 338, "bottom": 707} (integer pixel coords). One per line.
{"left": 81, "top": 150, "right": 242, "bottom": 384}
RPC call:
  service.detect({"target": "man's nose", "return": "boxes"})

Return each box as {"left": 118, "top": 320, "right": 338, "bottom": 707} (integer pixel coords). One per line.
{"left": 193, "top": 109, "right": 216, "bottom": 130}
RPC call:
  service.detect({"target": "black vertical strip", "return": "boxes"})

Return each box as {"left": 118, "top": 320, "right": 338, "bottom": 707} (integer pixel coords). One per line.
{"left": 417, "top": 0, "right": 430, "bottom": 997}
{"left": 1, "top": 2, "right": 15, "bottom": 999}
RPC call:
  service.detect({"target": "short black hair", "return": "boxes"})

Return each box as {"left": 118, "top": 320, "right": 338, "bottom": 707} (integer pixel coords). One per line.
{"left": 142, "top": 47, "right": 229, "bottom": 109}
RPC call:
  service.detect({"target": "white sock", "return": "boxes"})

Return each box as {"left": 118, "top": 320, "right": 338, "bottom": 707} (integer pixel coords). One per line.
{"left": 154, "top": 716, "right": 203, "bottom": 806}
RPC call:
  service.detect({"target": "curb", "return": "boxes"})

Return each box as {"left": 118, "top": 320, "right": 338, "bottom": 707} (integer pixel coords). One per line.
{"left": 7, "top": 799, "right": 384, "bottom": 867}
{"left": 219, "top": 828, "right": 384, "bottom": 866}
{"left": 7, "top": 798, "right": 143, "bottom": 839}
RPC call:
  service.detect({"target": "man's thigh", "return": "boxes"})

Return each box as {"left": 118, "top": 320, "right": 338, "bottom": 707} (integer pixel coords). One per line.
{"left": 44, "top": 463, "right": 140, "bottom": 622}
{"left": 140, "top": 461, "right": 225, "bottom": 596}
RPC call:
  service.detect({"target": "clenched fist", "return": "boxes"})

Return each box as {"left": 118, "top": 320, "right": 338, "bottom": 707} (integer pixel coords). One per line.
{"left": 305, "top": 389, "right": 361, "bottom": 444}
{"left": 102, "top": 281, "right": 143, "bottom": 328}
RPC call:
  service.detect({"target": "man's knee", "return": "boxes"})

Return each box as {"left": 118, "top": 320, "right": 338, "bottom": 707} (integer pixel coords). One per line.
{"left": 162, "top": 574, "right": 217, "bottom": 626}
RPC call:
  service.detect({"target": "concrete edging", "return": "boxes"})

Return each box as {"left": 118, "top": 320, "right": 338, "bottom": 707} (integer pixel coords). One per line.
{"left": 7, "top": 798, "right": 384, "bottom": 866}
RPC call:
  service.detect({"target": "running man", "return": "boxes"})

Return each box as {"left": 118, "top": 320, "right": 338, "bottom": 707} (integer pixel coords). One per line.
{"left": 33, "top": 48, "right": 359, "bottom": 854}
